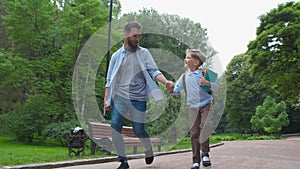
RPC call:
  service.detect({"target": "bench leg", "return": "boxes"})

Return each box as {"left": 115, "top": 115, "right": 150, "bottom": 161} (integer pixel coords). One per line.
{"left": 82, "top": 141, "right": 86, "bottom": 156}
{"left": 91, "top": 141, "right": 96, "bottom": 155}
{"left": 99, "top": 138, "right": 113, "bottom": 154}
{"left": 133, "top": 146, "right": 138, "bottom": 154}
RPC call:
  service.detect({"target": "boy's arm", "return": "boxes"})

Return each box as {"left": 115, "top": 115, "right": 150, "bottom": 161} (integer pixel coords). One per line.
{"left": 172, "top": 74, "right": 184, "bottom": 94}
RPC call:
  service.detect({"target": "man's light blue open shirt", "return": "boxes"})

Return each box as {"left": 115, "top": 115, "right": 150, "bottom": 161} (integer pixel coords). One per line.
{"left": 105, "top": 45, "right": 164, "bottom": 106}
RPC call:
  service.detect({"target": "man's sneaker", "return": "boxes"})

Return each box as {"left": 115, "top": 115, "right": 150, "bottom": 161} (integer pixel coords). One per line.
{"left": 117, "top": 162, "right": 129, "bottom": 169}
{"left": 145, "top": 149, "right": 154, "bottom": 164}
{"left": 202, "top": 153, "right": 211, "bottom": 167}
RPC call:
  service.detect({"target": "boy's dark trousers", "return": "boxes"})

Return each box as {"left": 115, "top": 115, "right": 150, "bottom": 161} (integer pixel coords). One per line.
{"left": 189, "top": 104, "right": 211, "bottom": 163}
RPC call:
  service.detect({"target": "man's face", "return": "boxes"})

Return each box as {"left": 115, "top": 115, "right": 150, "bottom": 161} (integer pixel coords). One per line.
{"left": 125, "top": 28, "right": 141, "bottom": 49}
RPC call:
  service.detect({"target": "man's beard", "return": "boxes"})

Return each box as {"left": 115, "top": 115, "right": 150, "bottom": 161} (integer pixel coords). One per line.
{"left": 127, "top": 39, "right": 138, "bottom": 49}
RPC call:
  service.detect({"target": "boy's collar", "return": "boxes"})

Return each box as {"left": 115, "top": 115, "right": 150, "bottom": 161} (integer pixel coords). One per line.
{"left": 187, "top": 69, "right": 201, "bottom": 74}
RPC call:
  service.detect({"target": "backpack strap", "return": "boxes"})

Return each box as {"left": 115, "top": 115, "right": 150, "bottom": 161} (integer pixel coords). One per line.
{"left": 182, "top": 73, "right": 188, "bottom": 100}
{"left": 182, "top": 73, "right": 186, "bottom": 94}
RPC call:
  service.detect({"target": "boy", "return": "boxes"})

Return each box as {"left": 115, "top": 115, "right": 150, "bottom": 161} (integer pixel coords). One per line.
{"left": 171, "top": 49, "right": 218, "bottom": 169}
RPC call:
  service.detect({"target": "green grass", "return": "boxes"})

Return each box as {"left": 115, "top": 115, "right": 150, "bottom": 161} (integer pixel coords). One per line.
{"left": 170, "top": 133, "right": 284, "bottom": 150}
{"left": 211, "top": 133, "right": 284, "bottom": 141}
{"left": 170, "top": 134, "right": 222, "bottom": 150}
{"left": 0, "top": 137, "right": 108, "bottom": 167}
{"left": 0, "top": 134, "right": 284, "bottom": 167}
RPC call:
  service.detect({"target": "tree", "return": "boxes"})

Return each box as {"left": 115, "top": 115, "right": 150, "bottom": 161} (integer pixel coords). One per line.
{"left": 1, "top": 0, "right": 121, "bottom": 141}
{"left": 0, "top": 0, "right": 10, "bottom": 50}
{"left": 247, "top": 1, "right": 300, "bottom": 134}
{"left": 224, "top": 53, "right": 272, "bottom": 133}
{"left": 2, "top": 0, "right": 75, "bottom": 134}
{"left": 251, "top": 96, "right": 289, "bottom": 134}
{"left": 3, "top": 0, "right": 59, "bottom": 59}
{"left": 9, "top": 95, "right": 62, "bottom": 142}
{"left": 247, "top": 2, "right": 300, "bottom": 105}
{"left": 123, "top": 9, "right": 216, "bottom": 67}
{"left": 52, "top": 0, "right": 117, "bottom": 120}
{"left": 0, "top": 51, "right": 33, "bottom": 135}
{"left": 213, "top": 73, "right": 227, "bottom": 134}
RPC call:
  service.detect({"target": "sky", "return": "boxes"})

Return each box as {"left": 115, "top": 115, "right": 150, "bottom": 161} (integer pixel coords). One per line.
{"left": 118, "top": 0, "right": 293, "bottom": 72}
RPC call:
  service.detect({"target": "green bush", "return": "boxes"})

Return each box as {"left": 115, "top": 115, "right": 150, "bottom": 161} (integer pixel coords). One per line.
{"left": 246, "top": 135, "right": 283, "bottom": 140}
{"left": 210, "top": 133, "right": 284, "bottom": 142}
{"left": 9, "top": 98, "right": 51, "bottom": 142}
{"left": 211, "top": 134, "right": 240, "bottom": 141}
{"left": 251, "top": 96, "right": 289, "bottom": 134}
{"left": 42, "top": 120, "right": 81, "bottom": 147}
{"left": 8, "top": 94, "right": 69, "bottom": 142}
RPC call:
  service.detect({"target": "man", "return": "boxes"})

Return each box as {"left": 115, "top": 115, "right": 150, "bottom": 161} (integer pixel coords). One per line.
{"left": 104, "top": 21, "right": 174, "bottom": 169}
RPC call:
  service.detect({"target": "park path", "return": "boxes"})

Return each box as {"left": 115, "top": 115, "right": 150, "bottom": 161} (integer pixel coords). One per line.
{"left": 54, "top": 136, "right": 300, "bottom": 169}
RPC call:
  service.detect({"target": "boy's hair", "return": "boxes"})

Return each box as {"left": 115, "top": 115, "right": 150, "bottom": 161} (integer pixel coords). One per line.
{"left": 186, "top": 49, "right": 206, "bottom": 65}
{"left": 124, "top": 21, "right": 143, "bottom": 33}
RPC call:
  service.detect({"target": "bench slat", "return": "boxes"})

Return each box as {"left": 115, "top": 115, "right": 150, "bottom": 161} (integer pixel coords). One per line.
{"left": 88, "top": 121, "right": 161, "bottom": 154}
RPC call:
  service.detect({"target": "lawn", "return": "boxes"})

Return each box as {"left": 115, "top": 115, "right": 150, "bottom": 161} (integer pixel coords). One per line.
{"left": 1, "top": 135, "right": 194, "bottom": 167}
{"left": 0, "top": 136, "right": 107, "bottom": 167}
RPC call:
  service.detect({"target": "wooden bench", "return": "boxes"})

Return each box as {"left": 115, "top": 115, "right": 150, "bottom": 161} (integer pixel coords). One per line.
{"left": 88, "top": 122, "right": 161, "bottom": 154}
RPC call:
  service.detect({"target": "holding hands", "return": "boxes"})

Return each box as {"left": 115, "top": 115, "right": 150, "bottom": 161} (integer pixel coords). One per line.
{"left": 166, "top": 81, "right": 175, "bottom": 93}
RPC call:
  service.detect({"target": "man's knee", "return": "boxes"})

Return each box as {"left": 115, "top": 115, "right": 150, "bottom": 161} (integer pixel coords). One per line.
{"left": 133, "top": 128, "right": 148, "bottom": 138}
{"left": 111, "top": 123, "right": 122, "bottom": 133}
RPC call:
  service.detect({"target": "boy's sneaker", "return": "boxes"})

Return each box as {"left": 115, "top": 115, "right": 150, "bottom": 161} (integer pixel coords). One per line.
{"left": 117, "top": 162, "right": 129, "bottom": 169}
{"left": 191, "top": 163, "right": 200, "bottom": 169}
{"left": 202, "top": 153, "right": 211, "bottom": 168}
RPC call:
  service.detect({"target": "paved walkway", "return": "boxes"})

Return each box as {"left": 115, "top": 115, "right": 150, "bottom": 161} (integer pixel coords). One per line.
{"left": 4, "top": 137, "right": 300, "bottom": 169}
{"left": 53, "top": 137, "right": 300, "bottom": 169}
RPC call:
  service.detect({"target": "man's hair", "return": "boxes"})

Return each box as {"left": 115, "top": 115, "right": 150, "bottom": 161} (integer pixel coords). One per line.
{"left": 124, "top": 21, "right": 143, "bottom": 33}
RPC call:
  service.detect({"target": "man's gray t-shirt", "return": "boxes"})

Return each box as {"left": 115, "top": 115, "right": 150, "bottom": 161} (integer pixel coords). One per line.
{"left": 116, "top": 49, "right": 147, "bottom": 101}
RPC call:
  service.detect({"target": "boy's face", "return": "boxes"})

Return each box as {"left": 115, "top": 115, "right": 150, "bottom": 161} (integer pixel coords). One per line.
{"left": 184, "top": 52, "right": 199, "bottom": 70}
